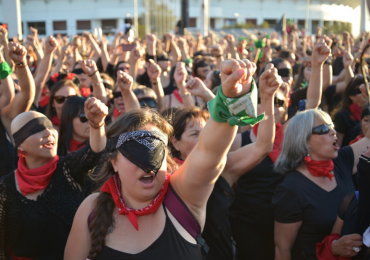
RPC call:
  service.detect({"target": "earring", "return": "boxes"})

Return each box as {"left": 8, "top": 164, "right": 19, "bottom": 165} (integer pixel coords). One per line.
{"left": 304, "top": 153, "right": 312, "bottom": 163}
{"left": 17, "top": 149, "right": 26, "bottom": 158}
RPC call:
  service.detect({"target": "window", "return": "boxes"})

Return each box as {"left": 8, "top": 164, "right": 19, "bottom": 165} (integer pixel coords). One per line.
{"left": 189, "top": 18, "right": 197, "bottom": 28}
{"left": 297, "top": 20, "right": 305, "bottom": 29}
{"left": 76, "top": 20, "right": 91, "bottom": 30}
{"left": 264, "top": 19, "right": 276, "bottom": 27}
{"left": 246, "top": 19, "right": 257, "bottom": 26}
{"left": 224, "top": 18, "right": 236, "bottom": 27}
{"left": 210, "top": 18, "right": 215, "bottom": 29}
{"left": 53, "top": 21, "right": 67, "bottom": 31}
{"left": 102, "top": 19, "right": 117, "bottom": 34}
{"left": 27, "top": 22, "right": 46, "bottom": 35}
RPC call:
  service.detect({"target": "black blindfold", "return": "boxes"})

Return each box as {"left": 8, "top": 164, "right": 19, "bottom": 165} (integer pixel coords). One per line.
{"left": 277, "top": 68, "right": 293, "bottom": 78}
{"left": 13, "top": 117, "right": 53, "bottom": 147}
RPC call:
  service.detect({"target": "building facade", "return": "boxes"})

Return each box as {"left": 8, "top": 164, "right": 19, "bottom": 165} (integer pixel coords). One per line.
{"left": 0, "top": 0, "right": 364, "bottom": 38}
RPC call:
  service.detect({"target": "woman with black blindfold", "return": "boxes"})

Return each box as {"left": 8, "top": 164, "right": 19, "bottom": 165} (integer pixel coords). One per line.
{"left": 64, "top": 59, "right": 268, "bottom": 260}
{"left": 0, "top": 97, "right": 108, "bottom": 260}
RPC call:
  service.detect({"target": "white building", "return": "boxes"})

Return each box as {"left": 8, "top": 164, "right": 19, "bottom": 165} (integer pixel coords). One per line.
{"left": 0, "top": 0, "right": 365, "bottom": 38}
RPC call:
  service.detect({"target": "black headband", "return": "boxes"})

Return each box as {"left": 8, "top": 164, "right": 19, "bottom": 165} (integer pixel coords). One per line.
{"left": 13, "top": 117, "right": 53, "bottom": 147}
{"left": 278, "top": 68, "right": 293, "bottom": 78}
{"left": 195, "top": 60, "right": 209, "bottom": 68}
{"left": 71, "top": 68, "right": 85, "bottom": 75}
{"left": 112, "top": 130, "right": 168, "bottom": 175}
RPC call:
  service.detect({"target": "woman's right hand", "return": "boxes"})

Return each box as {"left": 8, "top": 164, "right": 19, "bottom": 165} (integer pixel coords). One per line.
{"left": 259, "top": 63, "right": 282, "bottom": 97}
{"left": 8, "top": 42, "right": 27, "bottom": 63}
{"left": 117, "top": 71, "right": 133, "bottom": 93}
{"left": 331, "top": 233, "right": 363, "bottom": 258}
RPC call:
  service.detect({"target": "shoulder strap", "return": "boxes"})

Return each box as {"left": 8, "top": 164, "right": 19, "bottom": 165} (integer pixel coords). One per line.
{"left": 163, "top": 184, "right": 200, "bottom": 239}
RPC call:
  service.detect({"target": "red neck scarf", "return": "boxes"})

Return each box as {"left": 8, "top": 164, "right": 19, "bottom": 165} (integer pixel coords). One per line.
{"left": 80, "top": 87, "right": 91, "bottom": 98}
{"left": 252, "top": 122, "right": 284, "bottom": 163}
{"left": 349, "top": 103, "right": 362, "bottom": 122}
{"left": 51, "top": 115, "right": 60, "bottom": 126}
{"left": 16, "top": 156, "right": 60, "bottom": 196}
{"left": 173, "top": 89, "right": 183, "bottom": 104}
{"left": 101, "top": 173, "right": 171, "bottom": 230}
{"left": 113, "top": 108, "right": 122, "bottom": 119}
{"left": 349, "top": 134, "right": 364, "bottom": 145}
{"left": 305, "top": 159, "right": 335, "bottom": 181}
{"left": 70, "top": 138, "right": 86, "bottom": 152}
{"left": 173, "top": 157, "right": 184, "bottom": 166}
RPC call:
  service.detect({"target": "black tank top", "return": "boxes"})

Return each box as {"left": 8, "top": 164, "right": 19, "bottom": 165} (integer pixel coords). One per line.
{"left": 95, "top": 205, "right": 206, "bottom": 260}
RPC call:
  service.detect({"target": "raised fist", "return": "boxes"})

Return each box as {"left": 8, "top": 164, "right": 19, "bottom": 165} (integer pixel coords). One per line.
{"left": 8, "top": 42, "right": 27, "bottom": 63}
{"left": 84, "top": 97, "right": 108, "bottom": 128}
{"left": 117, "top": 71, "right": 133, "bottom": 93}
{"left": 312, "top": 39, "right": 331, "bottom": 65}
{"left": 258, "top": 63, "right": 282, "bottom": 97}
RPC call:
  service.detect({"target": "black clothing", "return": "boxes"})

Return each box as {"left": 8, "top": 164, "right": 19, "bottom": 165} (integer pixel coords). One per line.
{"left": 338, "top": 192, "right": 358, "bottom": 236}
{"left": 95, "top": 205, "right": 205, "bottom": 260}
{"left": 272, "top": 146, "right": 355, "bottom": 258}
{"left": 333, "top": 110, "right": 361, "bottom": 147}
{"left": 0, "top": 118, "right": 17, "bottom": 177}
{"left": 322, "top": 84, "right": 342, "bottom": 115}
{"left": 202, "top": 176, "right": 235, "bottom": 260}
{"left": 230, "top": 130, "right": 284, "bottom": 259}
{"left": 0, "top": 143, "right": 103, "bottom": 260}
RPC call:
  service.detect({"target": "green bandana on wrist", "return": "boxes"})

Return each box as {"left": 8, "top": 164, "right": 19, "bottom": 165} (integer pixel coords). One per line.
{"left": 208, "top": 78, "right": 265, "bottom": 127}
{"left": 0, "top": 62, "right": 12, "bottom": 79}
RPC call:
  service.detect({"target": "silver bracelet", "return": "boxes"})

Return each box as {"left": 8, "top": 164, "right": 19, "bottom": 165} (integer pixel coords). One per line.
{"left": 360, "top": 155, "right": 370, "bottom": 163}
{"left": 93, "top": 80, "right": 103, "bottom": 86}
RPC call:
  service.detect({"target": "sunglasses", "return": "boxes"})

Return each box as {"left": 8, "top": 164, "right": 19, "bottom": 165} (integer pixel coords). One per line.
{"left": 312, "top": 124, "right": 334, "bottom": 135}
{"left": 139, "top": 97, "right": 157, "bottom": 108}
{"left": 54, "top": 95, "right": 76, "bottom": 104}
{"left": 71, "top": 68, "right": 85, "bottom": 75}
{"left": 113, "top": 92, "right": 122, "bottom": 99}
{"left": 79, "top": 113, "right": 88, "bottom": 123}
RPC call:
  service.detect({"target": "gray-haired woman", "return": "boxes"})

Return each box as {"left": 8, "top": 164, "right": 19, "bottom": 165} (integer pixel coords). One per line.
{"left": 273, "top": 109, "right": 369, "bottom": 260}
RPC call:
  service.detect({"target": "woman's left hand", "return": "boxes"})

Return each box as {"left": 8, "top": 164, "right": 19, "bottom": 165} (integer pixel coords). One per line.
{"left": 84, "top": 97, "right": 108, "bottom": 128}
{"left": 79, "top": 59, "right": 98, "bottom": 76}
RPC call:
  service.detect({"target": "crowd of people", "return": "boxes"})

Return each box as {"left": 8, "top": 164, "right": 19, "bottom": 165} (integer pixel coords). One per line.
{"left": 0, "top": 20, "right": 370, "bottom": 260}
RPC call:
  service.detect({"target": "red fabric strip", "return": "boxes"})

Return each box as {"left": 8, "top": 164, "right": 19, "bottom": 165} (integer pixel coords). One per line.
{"left": 316, "top": 233, "right": 350, "bottom": 260}
{"left": 173, "top": 89, "right": 183, "bottom": 104}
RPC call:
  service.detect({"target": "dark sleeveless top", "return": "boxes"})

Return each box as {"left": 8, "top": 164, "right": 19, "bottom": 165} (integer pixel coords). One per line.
{"left": 95, "top": 205, "right": 205, "bottom": 260}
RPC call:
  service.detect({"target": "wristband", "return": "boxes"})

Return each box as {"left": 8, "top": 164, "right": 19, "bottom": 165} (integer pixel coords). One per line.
{"left": 0, "top": 61, "right": 12, "bottom": 79}
{"left": 182, "top": 58, "right": 193, "bottom": 64}
{"left": 15, "top": 60, "right": 27, "bottom": 68}
{"left": 93, "top": 80, "right": 103, "bottom": 86}
{"left": 88, "top": 70, "right": 98, "bottom": 77}
{"left": 207, "top": 78, "right": 265, "bottom": 127}
{"left": 90, "top": 122, "right": 105, "bottom": 129}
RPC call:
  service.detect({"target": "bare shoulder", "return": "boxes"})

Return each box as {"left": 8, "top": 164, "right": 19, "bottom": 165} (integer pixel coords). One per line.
{"left": 77, "top": 192, "right": 100, "bottom": 216}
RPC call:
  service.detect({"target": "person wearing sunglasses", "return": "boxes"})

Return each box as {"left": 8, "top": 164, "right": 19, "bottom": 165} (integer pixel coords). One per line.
{"left": 72, "top": 62, "right": 92, "bottom": 95}
{"left": 58, "top": 96, "right": 90, "bottom": 156}
{"left": 45, "top": 79, "right": 80, "bottom": 132}
{"left": 333, "top": 75, "right": 369, "bottom": 147}
{"left": 0, "top": 97, "right": 108, "bottom": 260}
{"left": 272, "top": 109, "right": 370, "bottom": 260}
{"left": 133, "top": 86, "right": 158, "bottom": 109}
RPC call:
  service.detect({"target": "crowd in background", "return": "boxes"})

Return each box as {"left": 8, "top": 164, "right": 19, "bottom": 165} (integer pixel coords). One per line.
{"left": 0, "top": 18, "right": 370, "bottom": 260}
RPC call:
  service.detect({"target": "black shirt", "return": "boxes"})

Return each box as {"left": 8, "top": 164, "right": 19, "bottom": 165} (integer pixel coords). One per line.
{"left": 272, "top": 146, "right": 355, "bottom": 257}
{"left": 0, "top": 117, "right": 17, "bottom": 177}
{"left": 95, "top": 205, "right": 205, "bottom": 260}
{"left": 202, "top": 176, "right": 235, "bottom": 260}
{"left": 333, "top": 110, "right": 361, "bottom": 146}
{"left": 0, "top": 143, "right": 103, "bottom": 260}
{"left": 230, "top": 130, "right": 284, "bottom": 225}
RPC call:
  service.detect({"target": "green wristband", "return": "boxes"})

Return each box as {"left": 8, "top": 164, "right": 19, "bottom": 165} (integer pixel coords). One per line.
{"left": 182, "top": 58, "right": 193, "bottom": 64}
{"left": 208, "top": 78, "right": 265, "bottom": 127}
{"left": 0, "top": 62, "right": 12, "bottom": 80}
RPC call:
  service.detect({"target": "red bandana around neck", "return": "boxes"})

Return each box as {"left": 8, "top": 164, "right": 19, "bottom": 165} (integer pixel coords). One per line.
{"left": 80, "top": 87, "right": 91, "bottom": 98}
{"left": 16, "top": 155, "right": 60, "bottom": 196}
{"left": 69, "top": 138, "right": 86, "bottom": 152}
{"left": 100, "top": 173, "right": 171, "bottom": 230}
{"left": 113, "top": 108, "right": 122, "bottom": 119}
{"left": 305, "top": 159, "right": 335, "bottom": 181}
{"left": 349, "top": 103, "right": 362, "bottom": 122}
{"left": 252, "top": 122, "right": 284, "bottom": 163}
{"left": 172, "top": 89, "right": 183, "bottom": 104}
{"left": 349, "top": 134, "right": 364, "bottom": 145}
{"left": 51, "top": 115, "right": 60, "bottom": 126}
{"left": 173, "top": 157, "right": 184, "bottom": 166}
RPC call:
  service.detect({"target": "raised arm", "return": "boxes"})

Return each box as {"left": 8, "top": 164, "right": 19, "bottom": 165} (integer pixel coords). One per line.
{"left": 1, "top": 43, "right": 35, "bottom": 131}
{"left": 116, "top": 70, "right": 140, "bottom": 111}
{"left": 225, "top": 34, "right": 240, "bottom": 60}
{"left": 210, "top": 44, "right": 224, "bottom": 70}
{"left": 171, "top": 59, "right": 258, "bottom": 226}
{"left": 306, "top": 39, "right": 331, "bottom": 109}
{"left": 185, "top": 77, "right": 215, "bottom": 103}
{"left": 335, "top": 50, "right": 354, "bottom": 94}
{"left": 79, "top": 59, "right": 107, "bottom": 104}
{"left": 0, "top": 51, "right": 14, "bottom": 109}
{"left": 84, "top": 97, "right": 108, "bottom": 153}
{"left": 0, "top": 26, "right": 13, "bottom": 70}
{"left": 33, "top": 36, "right": 58, "bottom": 105}
{"left": 174, "top": 62, "right": 194, "bottom": 107}
{"left": 350, "top": 124, "right": 370, "bottom": 174}
{"left": 222, "top": 64, "right": 282, "bottom": 186}
{"left": 99, "top": 36, "right": 109, "bottom": 73}
{"left": 147, "top": 59, "right": 165, "bottom": 112}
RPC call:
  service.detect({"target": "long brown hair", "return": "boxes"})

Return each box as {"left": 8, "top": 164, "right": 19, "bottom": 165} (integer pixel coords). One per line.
{"left": 87, "top": 109, "right": 177, "bottom": 259}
